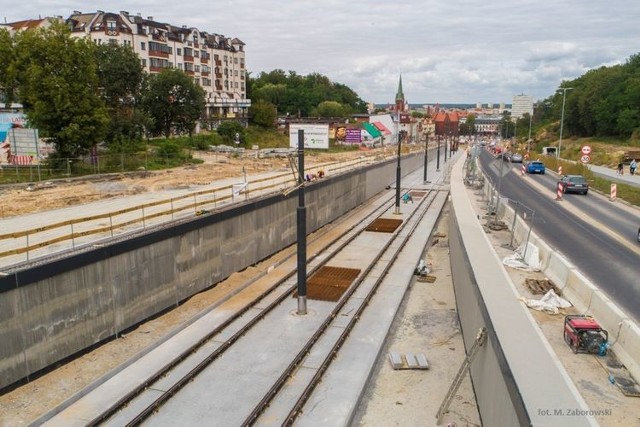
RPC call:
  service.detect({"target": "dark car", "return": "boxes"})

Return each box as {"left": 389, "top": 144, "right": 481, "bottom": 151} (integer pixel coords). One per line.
{"left": 526, "top": 160, "right": 546, "bottom": 174}
{"left": 558, "top": 175, "right": 589, "bottom": 195}
{"left": 637, "top": 226, "right": 640, "bottom": 242}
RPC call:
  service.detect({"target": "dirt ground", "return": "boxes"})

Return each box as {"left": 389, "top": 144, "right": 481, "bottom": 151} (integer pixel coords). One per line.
{"left": 0, "top": 149, "right": 383, "bottom": 219}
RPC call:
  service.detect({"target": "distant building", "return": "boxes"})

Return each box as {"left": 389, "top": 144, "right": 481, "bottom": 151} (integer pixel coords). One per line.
{"left": 5, "top": 11, "right": 250, "bottom": 127}
{"left": 511, "top": 94, "right": 533, "bottom": 119}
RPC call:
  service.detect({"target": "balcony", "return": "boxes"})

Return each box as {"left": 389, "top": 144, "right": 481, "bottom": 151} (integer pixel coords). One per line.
{"left": 149, "top": 50, "right": 169, "bottom": 59}
{"left": 152, "top": 33, "right": 167, "bottom": 42}
{"left": 184, "top": 55, "right": 194, "bottom": 62}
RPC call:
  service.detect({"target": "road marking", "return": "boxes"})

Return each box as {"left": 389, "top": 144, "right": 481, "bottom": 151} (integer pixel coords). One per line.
{"left": 521, "top": 174, "right": 640, "bottom": 256}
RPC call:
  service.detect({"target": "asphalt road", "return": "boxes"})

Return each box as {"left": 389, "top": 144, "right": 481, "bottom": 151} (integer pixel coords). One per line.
{"left": 479, "top": 149, "right": 640, "bottom": 323}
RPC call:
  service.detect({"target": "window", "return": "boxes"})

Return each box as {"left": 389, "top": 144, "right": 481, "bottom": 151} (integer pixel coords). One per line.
{"left": 177, "top": 63, "right": 183, "bottom": 70}
{"left": 195, "top": 65, "right": 201, "bottom": 72}
{"left": 106, "top": 20, "right": 116, "bottom": 31}
{"left": 109, "top": 39, "right": 117, "bottom": 46}
{"left": 177, "top": 48, "right": 182, "bottom": 56}
{"left": 141, "top": 59, "right": 147, "bottom": 67}
{"left": 234, "top": 57, "right": 238, "bottom": 64}
{"left": 141, "top": 42, "right": 146, "bottom": 50}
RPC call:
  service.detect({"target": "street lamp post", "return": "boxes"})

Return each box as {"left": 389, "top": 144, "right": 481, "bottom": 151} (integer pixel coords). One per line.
{"left": 423, "top": 131, "right": 430, "bottom": 183}
{"left": 395, "top": 111, "right": 402, "bottom": 214}
{"left": 557, "top": 87, "right": 573, "bottom": 159}
{"left": 436, "top": 134, "right": 441, "bottom": 171}
{"left": 527, "top": 110, "right": 533, "bottom": 154}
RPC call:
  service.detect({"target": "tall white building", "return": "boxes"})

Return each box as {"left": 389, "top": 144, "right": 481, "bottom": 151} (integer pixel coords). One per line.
{"left": 66, "top": 10, "right": 250, "bottom": 125}
{"left": 511, "top": 94, "right": 533, "bottom": 119}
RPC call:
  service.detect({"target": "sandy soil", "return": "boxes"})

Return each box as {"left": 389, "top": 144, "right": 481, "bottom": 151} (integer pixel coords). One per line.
{"left": 0, "top": 150, "right": 382, "bottom": 219}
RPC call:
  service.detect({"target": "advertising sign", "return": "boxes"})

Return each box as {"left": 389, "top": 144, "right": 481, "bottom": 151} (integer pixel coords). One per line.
{"left": 345, "top": 128, "right": 362, "bottom": 144}
{"left": 289, "top": 124, "right": 330, "bottom": 149}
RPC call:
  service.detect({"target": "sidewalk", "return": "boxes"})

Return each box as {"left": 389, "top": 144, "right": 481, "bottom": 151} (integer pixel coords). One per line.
{"left": 588, "top": 163, "right": 640, "bottom": 188}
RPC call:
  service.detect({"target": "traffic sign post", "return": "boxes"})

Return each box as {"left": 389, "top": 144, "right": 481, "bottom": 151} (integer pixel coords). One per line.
{"left": 556, "top": 182, "right": 563, "bottom": 201}
{"left": 610, "top": 183, "right": 617, "bottom": 202}
{"left": 580, "top": 155, "right": 590, "bottom": 164}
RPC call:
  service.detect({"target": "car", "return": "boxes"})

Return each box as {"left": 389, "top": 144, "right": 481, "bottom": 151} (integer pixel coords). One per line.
{"left": 526, "top": 160, "right": 546, "bottom": 174}
{"left": 558, "top": 175, "right": 589, "bottom": 195}
{"left": 510, "top": 153, "right": 523, "bottom": 163}
{"left": 499, "top": 151, "right": 512, "bottom": 161}
{"left": 637, "top": 226, "right": 640, "bottom": 242}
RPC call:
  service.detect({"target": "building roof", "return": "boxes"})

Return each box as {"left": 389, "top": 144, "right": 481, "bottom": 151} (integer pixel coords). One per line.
{"left": 395, "top": 75, "right": 404, "bottom": 101}
{"left": 362, "top": 122, "right": 382, "bottom": 138}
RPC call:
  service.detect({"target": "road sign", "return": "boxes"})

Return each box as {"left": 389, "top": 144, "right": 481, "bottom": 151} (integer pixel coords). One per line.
{"left": 581, "top": 145, "right": 592, "bottom": 155}
{"left": 580, "top": 155, "right": 590, "bottom": 164}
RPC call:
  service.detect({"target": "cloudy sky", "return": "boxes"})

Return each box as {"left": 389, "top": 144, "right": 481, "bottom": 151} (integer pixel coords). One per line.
{"left": 5, "top": 0, "right": 639, "bottom": 105}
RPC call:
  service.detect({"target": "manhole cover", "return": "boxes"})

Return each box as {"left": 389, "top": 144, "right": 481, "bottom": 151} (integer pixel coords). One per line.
{"left": 295, "top": 266, "right": 361, "bottom": 302}
{"left": 365, "top": 218, "right": 402, "bottom": 233}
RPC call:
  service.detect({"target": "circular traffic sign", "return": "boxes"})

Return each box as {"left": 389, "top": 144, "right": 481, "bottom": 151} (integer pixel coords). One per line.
{"left": 581, "top": 145, "right": 592, "bottom": 155}
{"left": 580, "top": 154, "right": 590, "bottom": 163}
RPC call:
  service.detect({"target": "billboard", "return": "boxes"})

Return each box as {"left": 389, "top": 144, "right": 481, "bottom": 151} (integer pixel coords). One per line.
{"left": 289, "top": 124, "right": 330, "bottom": 149}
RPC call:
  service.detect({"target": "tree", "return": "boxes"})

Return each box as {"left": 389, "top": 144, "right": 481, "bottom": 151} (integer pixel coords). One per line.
{"left": 216, "top": 121, "right": 245, "bottom": 145}
{"left": 95, "top": 43, "right": 148, "bottom": 149}
{"left": 14, "top": 23, "right": 108, "bottom": 158}
{"left": 0, "top": 28, "right": 18, "bottom": 105}
{"left": 249, "top": 100, "right": 277, "bottom": 128}
{"left": 314, "top": 100, "right": 348, "bottom": 117}
{"left": 142, "top": 68, "right": 205, "bottom": 137}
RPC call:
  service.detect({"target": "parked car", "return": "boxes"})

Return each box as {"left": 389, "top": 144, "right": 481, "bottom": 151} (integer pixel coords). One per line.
{"left": 510, "top": 152, "right": 523, "bottom": 163}
{"left": 637, "top": 226, "right": 640, "bottom": 242}
{"left": 526, "top": 160, "right": 546, "bottom": 174}
{"left": 558, "top": 175, "right": 589, "bottom": 195}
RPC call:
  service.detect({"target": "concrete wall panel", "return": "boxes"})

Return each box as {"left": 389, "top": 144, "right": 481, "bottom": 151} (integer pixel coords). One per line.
{"left": 0, "top": 156, "right": 408, "bottom": 390}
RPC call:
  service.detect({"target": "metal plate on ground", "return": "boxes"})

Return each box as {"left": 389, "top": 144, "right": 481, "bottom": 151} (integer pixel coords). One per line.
{"left": 365, "top": 218, "right": 403, "bottom": 233}
{"left": 295, "top": 266, "right": 361, "bottom": 302}
{"left": 410, "top": 190, "right": 427, "bottom": 199}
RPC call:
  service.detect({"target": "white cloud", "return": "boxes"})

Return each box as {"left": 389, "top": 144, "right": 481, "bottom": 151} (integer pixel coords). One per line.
{"left": 4, "top": 0, "right": 639, "bottom": 104}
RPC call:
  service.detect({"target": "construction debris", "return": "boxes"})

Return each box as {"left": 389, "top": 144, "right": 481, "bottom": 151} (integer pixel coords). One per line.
{"left": 525, "top": 277, "right": 561, "bottom": 295}
{"left": 388, "top": 352, "right": 430, "bottom": 370}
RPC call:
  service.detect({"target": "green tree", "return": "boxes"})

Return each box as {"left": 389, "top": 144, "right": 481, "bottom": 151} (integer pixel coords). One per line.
{"left": 142, "top": 68, "right": 205, "bottom": 137}
{"left": 249, "top": 100, "right": 277, "bottom": 127}
{"left": 95, "top": 43, "right": 148, "bottom": 149}
{"left": 216, "top": 121, "right": 246, "bottom": 145}
{"left": 0, "top": 28, "right": 18, "bottom": 104}
{"left": 14, "top": 23, "right": 108, "bottom": 158}
{"left": 314, "top": 100, "right": 347, "bottom": 117}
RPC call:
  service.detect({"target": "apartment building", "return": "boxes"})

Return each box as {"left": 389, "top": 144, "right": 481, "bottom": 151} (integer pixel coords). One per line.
{"left": 66, "top": 10, "right": 250, "bottom": 125}
{"left": 511, "top": 94, "right": 533, "bottom": 119}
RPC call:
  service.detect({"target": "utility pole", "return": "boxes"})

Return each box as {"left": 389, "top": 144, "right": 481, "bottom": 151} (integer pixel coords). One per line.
{"left": 424, "top": 131, "right": 430, "bottom": 183}
{"left": 296, "top": 129, "right": 307, "bottom": 315}
{"left": 557, "top": 87, "right": 573, "bottom": 159}
{"left": 394, "top": 110, "right": 402, "bottom": 214}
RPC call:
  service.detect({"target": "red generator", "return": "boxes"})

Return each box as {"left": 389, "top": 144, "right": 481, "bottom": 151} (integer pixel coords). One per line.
{"left": 563, "top": 315, "right": 608, "bottom": 355}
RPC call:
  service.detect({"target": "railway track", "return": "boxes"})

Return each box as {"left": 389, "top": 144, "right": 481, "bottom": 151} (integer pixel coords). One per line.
{"left": 40, "top": 170, "right": 451, "bottom": 426}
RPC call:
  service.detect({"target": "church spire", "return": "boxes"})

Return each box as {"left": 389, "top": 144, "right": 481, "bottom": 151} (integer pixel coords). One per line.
{"left": 395, "top": 75, "right": 404, "bottom": 102}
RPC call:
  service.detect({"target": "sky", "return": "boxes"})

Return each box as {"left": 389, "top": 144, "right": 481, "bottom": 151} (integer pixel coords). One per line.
{"left": 4, "top": 0, "right": 639, "bottom": 105}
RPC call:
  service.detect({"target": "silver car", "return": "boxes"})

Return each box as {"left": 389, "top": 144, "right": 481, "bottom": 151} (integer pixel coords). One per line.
{"left": 510, "top": 152, "right": 523, "bottom": 163}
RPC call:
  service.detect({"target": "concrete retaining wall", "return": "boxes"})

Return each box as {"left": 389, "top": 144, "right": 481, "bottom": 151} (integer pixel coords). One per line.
{"left": 0, "top": 153, "right": 425, "bottom": 390}
{"left": 450, "top": 160, "right": 596, "bottom": 426}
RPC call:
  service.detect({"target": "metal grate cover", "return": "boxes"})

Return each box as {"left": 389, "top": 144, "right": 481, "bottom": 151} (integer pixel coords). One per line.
{"left": 296, "top": 266, "right": 361, "bottom": 302}
{"left": 365, "top": 218, "right": 402, "bottom": 233}
{"left": 410, "top": 190, "right": 427, "bottom": 199}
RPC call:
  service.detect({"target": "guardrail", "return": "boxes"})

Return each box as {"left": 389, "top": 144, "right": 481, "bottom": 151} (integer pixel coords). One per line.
{"left": 0, "top": 156, "right": 374, "bottom": 269}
